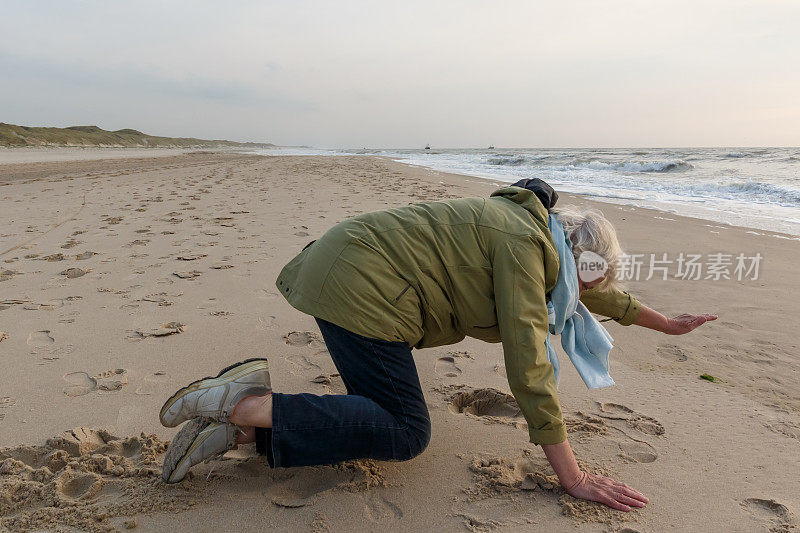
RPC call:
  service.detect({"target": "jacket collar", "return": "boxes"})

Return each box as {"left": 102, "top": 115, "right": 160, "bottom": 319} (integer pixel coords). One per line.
{"left": 490, "top": 186, "right": 550, "bottom": 226}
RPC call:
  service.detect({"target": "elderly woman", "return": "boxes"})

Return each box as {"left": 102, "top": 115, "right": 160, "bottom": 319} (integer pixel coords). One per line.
{"left": 159, "top": 179, "right": 715, "bottom": 511}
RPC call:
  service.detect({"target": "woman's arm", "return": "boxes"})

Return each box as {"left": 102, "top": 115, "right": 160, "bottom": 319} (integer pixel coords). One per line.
{"left": 492, "top": 236, "right": 649, "bottom": 511}
{"left": 542, "top": 441, "right": 649, "bottom": 511}
{"left": 580, "top": 287, "right": 717, "bottom": 334}
{"left": 634, "top": 304, "right": 717, "bottom": 334}
{"left": 580, "top": 286, "right": 641, "bottom": 325}
{"left": 492, "top": 237, "right": 566, "bottom": 445}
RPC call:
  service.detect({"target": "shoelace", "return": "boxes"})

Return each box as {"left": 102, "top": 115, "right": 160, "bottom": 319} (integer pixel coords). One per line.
{"left": 205, "top": 424, "right": 247, "bottom": 481}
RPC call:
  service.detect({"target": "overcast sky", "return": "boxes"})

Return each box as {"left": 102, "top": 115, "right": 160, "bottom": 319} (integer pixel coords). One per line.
{"left": 2, "top": 1, "right": 798, "bottom": 148}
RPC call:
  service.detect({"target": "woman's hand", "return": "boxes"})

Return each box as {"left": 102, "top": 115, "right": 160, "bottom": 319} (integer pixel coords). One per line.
{"left": 541, "top": 440, "right": 649, "bottom": 512}
{"left": 634, "top": 305, "right": 717, "bottom": 335}
{"left": 565, "top": 471, "right": 649, "bottom": 512}
{"left": 663, "top": 313, "right": 718, "bottom": 335}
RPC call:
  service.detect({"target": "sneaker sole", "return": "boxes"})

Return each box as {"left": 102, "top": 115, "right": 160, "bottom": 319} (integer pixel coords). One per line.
{"left": 162, "top": 418, "right": 212, "bottom": 484}
{"left": 159, "top": 358, "right": 270, "bottom": 427}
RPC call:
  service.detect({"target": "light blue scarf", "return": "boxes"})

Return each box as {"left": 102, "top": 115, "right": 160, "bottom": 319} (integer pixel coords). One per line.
{"left": 545, "top": 214, "right": 615, "bottom": 389}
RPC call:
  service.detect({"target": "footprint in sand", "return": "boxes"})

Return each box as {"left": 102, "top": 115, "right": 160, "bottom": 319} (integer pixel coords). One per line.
{"left": 173, "top": 270, "right": 202, "bottom": 280}
{"left": 257, "top": 315, "right": 278, "bottom": 329}
{"left": 127, "top": 322, "right": 184, "bottom": 340}
{"left": 449, "top": 388, "right": 523, "bottom": 421}
{"left": 0, "top": 396, "right": 16, "bottom": 421}
{"left": 176, "top": 252, "right": 207, "bottom": 261}
{"left": 0, "top": 269, "right": 22, "bottom": 282}
{"left": 365, "top": 492, "right": 404, "bottom": 520}
{"left": 34, "top": 343, "right": 74, "bottom": 365}
{"left": 27, "top": 330, "right": 54, "bottom": 347}
{"left": 593, "top": 402, "right": 662, "bottom": 463}
{"left": 140, "top": 293, "right": 174, "bottom": 306}
{"left": 56, "top": 470, "right": 104, "bottom": 500}
{"left": 564, "top": 411, "right": 608, "bottom": 435}
{"left": 62, "top": 373, "right": 98, "bottom": 397}
{"left": 60, "top": 268, "right": 88, "bottom": 279}
{"left": 435, "top": 356, "right": 462, "bottom": 377}
{"left": 656, "top": 344, "right": 688, "bottom": 362}
{"left": 595, "top": 402, "right": 665, "bottom": 436}
{"left": 135, "top": 371, "right": 169, "bottom": 396}
{"left": 284, "top": 331, "right": 325, "bottom": 347}
{"left": 62, "top": 369, "right": 128, "bottom": 397}
{"left": 616, "top": 440, "right": 658, "bottom": 464}
{"left": 741, "top": 498, "right": 795, "bottom": 532}
{"left": 264, "top": 460, "right": 387, "bottom": 508}
{"left": 309, "top": 373, "right": 346, "bottom": 394}
{"left": 285, "top": 354, "right": 322, "bottom": 372}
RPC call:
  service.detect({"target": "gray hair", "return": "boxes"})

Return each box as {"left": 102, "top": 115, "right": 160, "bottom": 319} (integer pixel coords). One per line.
{"left": 551, "top": 205, "right": 624, "bottom": 291}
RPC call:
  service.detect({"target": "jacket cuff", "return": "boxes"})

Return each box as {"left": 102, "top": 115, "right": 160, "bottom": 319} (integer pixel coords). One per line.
{"left": 529, "top": 426, "right": 567, "bottom": 445}
{"left": 616, "top": 295, "right": 642, "bottom": 326}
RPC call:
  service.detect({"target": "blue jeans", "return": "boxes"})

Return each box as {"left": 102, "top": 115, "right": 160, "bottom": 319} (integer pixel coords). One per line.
{"left": 256, "top": 318, "right": 431, "bottom": 467}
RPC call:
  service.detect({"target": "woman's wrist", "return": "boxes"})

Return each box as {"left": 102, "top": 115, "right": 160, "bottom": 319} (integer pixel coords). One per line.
{"left": 633, "top": 305, "right": 672, "bottom": 333}
{"left": 563, "top": 470, "right": 587, "bottom": 492}
{"left": 541, "top": 440, "right": 583, "bottom": 489}
{"left": 657, "top": 316, "right": 674, "bottom": 334}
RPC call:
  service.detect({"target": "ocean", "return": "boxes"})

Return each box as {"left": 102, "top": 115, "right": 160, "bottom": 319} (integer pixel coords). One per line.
{"left": 254, "top": 147, "right": 800, "bottom": 237}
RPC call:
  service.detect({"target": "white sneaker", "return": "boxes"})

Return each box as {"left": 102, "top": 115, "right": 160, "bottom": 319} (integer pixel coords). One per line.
{"left": 159, "top": 358, "right": 271, "bottom": 428}
{"left": 162, "top": 418, "right": 238, "bottom": 483}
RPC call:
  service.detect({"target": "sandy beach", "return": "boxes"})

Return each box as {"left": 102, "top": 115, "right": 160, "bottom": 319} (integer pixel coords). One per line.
{"left": 0, "top": 152, "right": 797, "bottom": 532}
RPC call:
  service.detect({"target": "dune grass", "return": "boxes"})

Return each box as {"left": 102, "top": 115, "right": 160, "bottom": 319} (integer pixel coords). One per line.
{"left": 0, "top": 122, "right": 273, "bottom": 148}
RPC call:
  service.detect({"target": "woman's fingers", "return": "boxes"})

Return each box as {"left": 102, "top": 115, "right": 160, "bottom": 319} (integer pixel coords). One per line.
{"left": 689, "top": 313, "right": 718, "bottom": 325}
{"left": 619, "top": 486, "right": 649, "bottom": 503}
{"left": 613, "top": 481, "right": 647, "bottom": 500}
{"left": 613, "top": 491, "right": 647, "bottom": 508}
{"left": 669, "top": 312, "right": 719, "bottom": 334}
{"left": 599, "top": 494, "right": 631, "bottom": 512}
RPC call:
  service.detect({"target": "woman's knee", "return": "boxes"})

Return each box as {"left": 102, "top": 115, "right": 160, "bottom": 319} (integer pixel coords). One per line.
{"left": 397, "top": 417, "right": 431, "bottom": 461}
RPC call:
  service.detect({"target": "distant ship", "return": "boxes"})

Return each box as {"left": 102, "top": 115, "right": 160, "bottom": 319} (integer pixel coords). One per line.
{"left": 424, "top": 144, "right": 430, "bottom": 150}
{"left": 488, "top": 145, "right": 495, "bottom": 150}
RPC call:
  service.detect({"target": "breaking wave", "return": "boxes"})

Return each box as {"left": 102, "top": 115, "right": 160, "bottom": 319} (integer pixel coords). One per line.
{"left": 487, "top": 155, "right": 527, "bottom": 166}
{"left": 704, "top": 181, "right": 800, "bottom": 207}
{"left": 485, "top": 157, "right": 693, "bottom": 173}
{"left": 563, "top": 160, "right": 693, "bottom": 173}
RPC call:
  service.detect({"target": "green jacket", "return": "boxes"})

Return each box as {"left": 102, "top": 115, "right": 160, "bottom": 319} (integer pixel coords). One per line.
{"left": 276, "top": 186, "right": 642, "bottom": 445}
